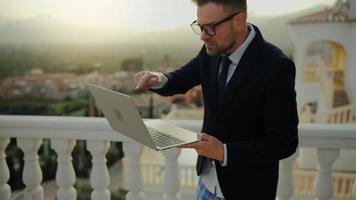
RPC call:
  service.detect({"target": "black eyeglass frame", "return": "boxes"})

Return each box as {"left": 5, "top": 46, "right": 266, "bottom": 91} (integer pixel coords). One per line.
{"left": 190, "top": 11, "right": 241, "bottom": 37}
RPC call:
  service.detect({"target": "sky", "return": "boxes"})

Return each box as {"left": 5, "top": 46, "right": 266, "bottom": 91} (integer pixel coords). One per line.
{"left": 0, "top": 0, "right": 337, "bottom": 31}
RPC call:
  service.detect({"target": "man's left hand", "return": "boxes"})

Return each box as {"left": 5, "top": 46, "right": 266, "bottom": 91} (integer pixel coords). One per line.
{"left": 179, "top": 133, "right": 224, "bottom": 161}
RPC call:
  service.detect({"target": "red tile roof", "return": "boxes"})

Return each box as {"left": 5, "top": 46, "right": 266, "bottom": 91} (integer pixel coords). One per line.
{"left": 290, "top": 0, "right": 356, "bottom": 25}
{"left": 290, "top": 9, "right": 356, "bottom": 24}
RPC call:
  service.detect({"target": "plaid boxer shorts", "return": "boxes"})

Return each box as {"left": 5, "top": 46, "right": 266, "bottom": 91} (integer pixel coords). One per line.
{"left": 196, "top": 179, "right": 225, "bottom": 200}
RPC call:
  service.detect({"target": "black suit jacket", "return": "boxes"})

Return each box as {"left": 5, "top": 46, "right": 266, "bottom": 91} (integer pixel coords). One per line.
{"left": 153, "top": 24, "right": 298, "bottom": 200}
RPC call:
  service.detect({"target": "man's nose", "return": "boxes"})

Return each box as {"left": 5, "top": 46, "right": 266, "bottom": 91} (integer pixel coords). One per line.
{"left": 200, "top": 30, "right": 210, "bottom": 41}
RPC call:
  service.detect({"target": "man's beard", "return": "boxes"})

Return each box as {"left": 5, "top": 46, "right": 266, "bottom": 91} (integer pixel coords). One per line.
{"left": 205, "top": 39, "right": 236, "bottom": 56}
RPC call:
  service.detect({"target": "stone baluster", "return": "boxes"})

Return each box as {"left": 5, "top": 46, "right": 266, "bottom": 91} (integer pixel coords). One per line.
{"left": 314, "top": 148, "right": 340, "bottom": 200}
{"left": 161, "top": 148, "right": 181, "bottom": 200}
{"left": 87, "top": 140, "right": 111, "bottom": 200}
{"left": 52, "top": 139, "right": 77, "bottom": 200}
{"left": 353, "top": 179, "right": 356, "bottom": 198}
{"left": 0, "top": 137, "right": 11, "bottom": 200}
{"left": 123, "top": 141, "right": 146, "bottom": 200}
{"left": 18, "top": 138, "right": 44, "bottom": 200}
{"left": 353, "top": 149, "right": 356, "bottom": 197}
{"left": 353, "top": 150, "right": 356, "bottom": 198}
{"left": 277, "top": 149, "right": 299, "bottom": 200}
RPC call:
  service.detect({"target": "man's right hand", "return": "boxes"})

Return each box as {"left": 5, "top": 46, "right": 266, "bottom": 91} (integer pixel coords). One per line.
{"left": 133, "top": 71, "right": 162, "bottom": 90}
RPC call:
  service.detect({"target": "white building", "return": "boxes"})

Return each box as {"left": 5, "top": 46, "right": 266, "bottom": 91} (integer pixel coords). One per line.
{"left": 290, "top": 0, "right": 356, "bottom": 172}
{"left": 290, "top": 0, "right": 356, "bottom": 124}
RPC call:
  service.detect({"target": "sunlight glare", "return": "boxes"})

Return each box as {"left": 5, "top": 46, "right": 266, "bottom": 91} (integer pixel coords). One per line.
{"left": 52, "top": 0, "right": 128, "bottom": 27}
{"left": 248, "top": 0, "right": 336, "bottom": 15}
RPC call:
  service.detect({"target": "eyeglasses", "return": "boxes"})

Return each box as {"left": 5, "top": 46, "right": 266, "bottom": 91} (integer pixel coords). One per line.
{"left": 190, "top": 12, "right": 241, "bottom": 37}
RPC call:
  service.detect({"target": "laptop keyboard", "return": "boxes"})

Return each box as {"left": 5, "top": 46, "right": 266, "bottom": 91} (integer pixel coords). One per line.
{"left": 148, "top": 128, "right": 185, "bottom": 148}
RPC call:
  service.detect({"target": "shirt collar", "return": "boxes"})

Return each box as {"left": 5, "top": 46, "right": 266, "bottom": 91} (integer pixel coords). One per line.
{"left": 228, "top": 24, "right": 256, "bottom": 64}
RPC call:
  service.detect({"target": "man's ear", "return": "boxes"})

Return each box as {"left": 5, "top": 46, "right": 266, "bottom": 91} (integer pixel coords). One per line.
{"left": 234, "top": 12, "right": 247, "bottom": 31}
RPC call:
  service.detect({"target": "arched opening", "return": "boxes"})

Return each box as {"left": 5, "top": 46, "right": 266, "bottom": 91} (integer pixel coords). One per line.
{"left": 304, "top": 40, "right": 347, "bottom": 88}
{"left": 304, "top": 40, "right": 348, "bottom": 108}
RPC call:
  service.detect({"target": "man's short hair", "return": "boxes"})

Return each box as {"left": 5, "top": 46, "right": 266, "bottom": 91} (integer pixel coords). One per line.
{"left": 191, "top": 0, "right": 247, "bottom": 13}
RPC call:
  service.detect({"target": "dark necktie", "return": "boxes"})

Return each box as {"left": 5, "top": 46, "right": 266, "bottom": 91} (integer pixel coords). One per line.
{"left": 217, "top": 55, "right": 231, "bottom": 105}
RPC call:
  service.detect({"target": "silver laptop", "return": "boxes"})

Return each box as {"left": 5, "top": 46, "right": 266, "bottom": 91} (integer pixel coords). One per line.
{"left": 87, "top": 83, "right": 199, "bottom": 151}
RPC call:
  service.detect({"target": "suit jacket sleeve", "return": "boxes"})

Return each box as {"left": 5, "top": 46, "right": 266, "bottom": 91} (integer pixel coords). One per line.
{"left": 225, "top": 57, "right": 299, "bottom": 169}
{"left": 151, "top": 48, "right": 203, "bottom": 96}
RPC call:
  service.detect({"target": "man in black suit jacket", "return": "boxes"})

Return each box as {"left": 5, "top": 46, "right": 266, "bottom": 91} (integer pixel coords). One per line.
{"left": 134, "top": 0, "right": 298, "bottom": 199}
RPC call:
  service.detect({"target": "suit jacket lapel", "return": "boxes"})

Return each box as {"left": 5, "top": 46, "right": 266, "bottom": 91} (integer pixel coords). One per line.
{"left": 215, "top": 29, "right": 263, "bottom": 119}
{"left": 206, "top": 55, "right": 221, "bottom": 114}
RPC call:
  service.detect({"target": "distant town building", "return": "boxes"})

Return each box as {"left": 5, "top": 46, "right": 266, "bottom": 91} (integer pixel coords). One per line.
{"left": 1, "top": 73, "right": 74, "bottom": 100}
{"left": 164, "top": 104, "right": 204, "bottom": 120}
{"left": 121, "top": 57, "right": 143, "bottom": 71}
{"left": 162, "top": 86, "right": 204, "bottom": 120}
{"left": 0, "top": 70, "right": 136, "bottom": 100}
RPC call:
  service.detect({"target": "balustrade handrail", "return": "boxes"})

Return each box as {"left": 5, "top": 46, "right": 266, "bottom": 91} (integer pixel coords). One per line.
{"left": 1, "top": 115, "right": 356, "bottom": 148}
{"left": 0, "top": 115, "right": 130, "bottom": 141}
{"left": 298, "top": 123, "right": 356, "bottom": 148}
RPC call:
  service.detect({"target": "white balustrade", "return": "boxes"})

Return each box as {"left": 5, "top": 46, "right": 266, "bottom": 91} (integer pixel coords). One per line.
{"left": 123, "top": 141, "right": 146, "bottom": 200}
{"left": 277, "top": 149, "right": 299, "bottom": 200}
{"left": 161, "top": 148, "right": 182, "bottom": 200}
{"left": 17, "top": 138, "right": 44, "bottom": 200}
{"left": 353, "top": 179, "right": 356, "bottom": 198}
{"left": 0, "top": 116, "right": 356, "bottom": 199}
{"left": 52, "top": 139, "right": 77, "bottom": 200}
{"left": 0, "top": 137, "right": 10, "bottom": 200}
{"left": 87, "top": 140, "right": 111, "bottom": 200}
{"left": 314, "top": 148, "right": 340, "bottom": 200}
{"left": 327, "top": 104, "right": 356, "bottom": 124}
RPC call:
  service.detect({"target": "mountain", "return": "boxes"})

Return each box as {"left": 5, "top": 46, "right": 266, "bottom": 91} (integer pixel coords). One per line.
{"left": 0, "top": 15, "right": 128, "bottom": 45}
{"left": 0, "top": 5, "right": 328, "bottom": 55}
